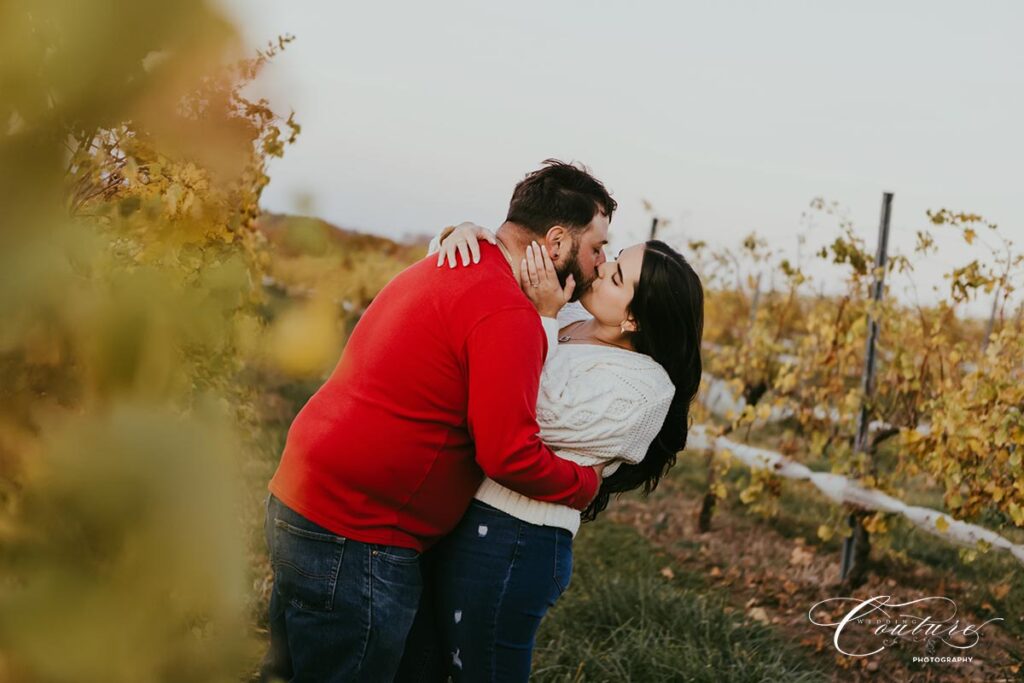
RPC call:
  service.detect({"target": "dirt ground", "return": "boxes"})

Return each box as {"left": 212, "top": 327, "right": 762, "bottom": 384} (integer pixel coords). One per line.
{"left": 608, "top": 479, "right": 1023, "bottom": 683}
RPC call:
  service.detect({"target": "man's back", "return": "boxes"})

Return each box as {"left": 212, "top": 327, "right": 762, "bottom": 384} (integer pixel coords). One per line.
{"left": 269, "top": 242, "right": 596, "bottom": 550}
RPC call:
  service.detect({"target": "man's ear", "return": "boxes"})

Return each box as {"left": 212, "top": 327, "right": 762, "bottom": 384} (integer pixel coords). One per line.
{"left": 544, "top": 225, "right": 567, "bottom": 260}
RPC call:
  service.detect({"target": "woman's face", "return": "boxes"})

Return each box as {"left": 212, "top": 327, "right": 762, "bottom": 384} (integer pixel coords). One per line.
{"left": 579, "top": 243, "right": 645, "bottom": 330}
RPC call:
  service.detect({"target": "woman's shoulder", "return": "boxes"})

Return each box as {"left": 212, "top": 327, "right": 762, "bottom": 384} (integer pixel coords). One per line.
{"left": 569, "top": 347, "right": 675, "bottom": 397}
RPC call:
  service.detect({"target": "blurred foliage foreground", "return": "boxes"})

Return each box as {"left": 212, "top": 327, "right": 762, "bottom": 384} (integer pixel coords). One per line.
{"left": 0, "top": 3, "right": 425, "bottom": 681}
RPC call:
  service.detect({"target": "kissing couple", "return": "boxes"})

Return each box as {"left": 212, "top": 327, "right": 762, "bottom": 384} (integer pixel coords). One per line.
{"left": 259, "top": 160, "right": 704, "bottom": 682}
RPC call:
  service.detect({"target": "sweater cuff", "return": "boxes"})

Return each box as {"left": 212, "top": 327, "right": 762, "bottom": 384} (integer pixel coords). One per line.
{"left": 426, "top": 225, "right": 457, "bottom": 256}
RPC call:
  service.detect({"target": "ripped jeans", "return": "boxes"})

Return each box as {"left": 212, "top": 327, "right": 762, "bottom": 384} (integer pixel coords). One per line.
{"left": 397, "top": 500, "right": 573, "bottom": 683}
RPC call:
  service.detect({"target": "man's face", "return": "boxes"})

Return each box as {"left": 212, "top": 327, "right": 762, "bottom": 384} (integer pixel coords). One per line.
{"left": 550, "top": 213, "right": 609, "bottom": 302}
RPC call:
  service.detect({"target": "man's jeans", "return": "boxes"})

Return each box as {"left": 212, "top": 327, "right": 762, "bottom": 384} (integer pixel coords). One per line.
{"left": 259, "top": 494, "right": 422, "bottom": 683}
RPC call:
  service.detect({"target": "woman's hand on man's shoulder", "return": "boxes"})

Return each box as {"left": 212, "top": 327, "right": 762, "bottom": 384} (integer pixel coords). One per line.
{"left": 436, "top": 222, "right": 497, "bottom": 268}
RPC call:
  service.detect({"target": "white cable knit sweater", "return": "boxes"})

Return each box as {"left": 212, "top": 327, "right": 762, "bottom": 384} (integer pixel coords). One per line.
{"left": 474, "top": 302, "right": 675, "bottom": 536}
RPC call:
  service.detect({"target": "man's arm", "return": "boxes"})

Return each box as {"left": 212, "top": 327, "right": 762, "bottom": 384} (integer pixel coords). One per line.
{"left": 465, "top": 307, "right": 599, "bottom": 510}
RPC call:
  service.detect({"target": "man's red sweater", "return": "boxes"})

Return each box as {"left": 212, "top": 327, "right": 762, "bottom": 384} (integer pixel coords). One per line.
{"left": 268, "top": 242, "right": 599, "bottom": 551}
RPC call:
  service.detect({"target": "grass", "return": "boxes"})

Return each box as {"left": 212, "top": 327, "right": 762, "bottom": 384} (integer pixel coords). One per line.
{"left": 532, "top": 519, "right": 828, "bottom": 682}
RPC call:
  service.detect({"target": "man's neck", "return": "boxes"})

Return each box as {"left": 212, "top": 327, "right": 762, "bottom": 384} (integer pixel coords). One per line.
{"left": 494, "top": 222, "right": 535, "bottom": 274}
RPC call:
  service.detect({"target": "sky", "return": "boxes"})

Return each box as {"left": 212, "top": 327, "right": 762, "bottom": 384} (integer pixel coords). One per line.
{"left": 218, "top": 0, "right": 1023, "bottom": 315}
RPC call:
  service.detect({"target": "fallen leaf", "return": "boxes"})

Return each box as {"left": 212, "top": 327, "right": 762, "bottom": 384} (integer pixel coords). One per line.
{"left": 790, "top": 545, "right": 814, "bottom": 566}
{"left": 748, "top": 607, "right": 769, "bottom": 624}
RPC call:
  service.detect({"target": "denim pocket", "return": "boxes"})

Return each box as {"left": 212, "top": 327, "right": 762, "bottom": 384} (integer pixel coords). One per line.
{"left": 372, "top": 544, "right": 420, "bottom": 565}
{"left": 551, "top": 529, "right": 574, "bottom": 597}
{"left": 273, "top": 518, "right": 345, "bottom": 612}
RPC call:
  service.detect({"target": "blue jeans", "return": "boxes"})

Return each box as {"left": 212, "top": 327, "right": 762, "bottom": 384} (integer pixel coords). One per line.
{"left": 398, "top": 500, "right": 574, "bottom": 683}
{"left": 259, "top": 494, "right": 422, "bottom": 683}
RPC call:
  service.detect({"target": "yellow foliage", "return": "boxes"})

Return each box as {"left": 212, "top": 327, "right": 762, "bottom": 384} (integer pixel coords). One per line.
{"left": 695, "top": 198, "right": 1023, "bottom": 543}
{"left": 267, "top": 298, "right": 343, "bottom": 377}
{"left": 0, "top": 3, "right": 303, "bottom": 680}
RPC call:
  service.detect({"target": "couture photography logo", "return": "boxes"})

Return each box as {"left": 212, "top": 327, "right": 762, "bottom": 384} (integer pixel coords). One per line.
{"left": 807, "top": 595, "right": 1003, "bottom": 661}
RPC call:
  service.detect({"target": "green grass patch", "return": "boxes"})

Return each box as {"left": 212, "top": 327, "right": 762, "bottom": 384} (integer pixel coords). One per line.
{"left": 532, "top": 519, "right": 827, "bottom": 682}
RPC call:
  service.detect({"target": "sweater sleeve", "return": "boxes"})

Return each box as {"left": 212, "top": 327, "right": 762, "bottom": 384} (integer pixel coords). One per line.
{"left": 557, "top": 301, "right": 593, "bottom": 327}
{"left": 540, "top": 316, "right": 560, "bottom": 363}
{"left": 545, "top": 360, "right": 676, "bottom": 471}
{"left": 465, "top": 307, "right": 599, "bottom": 510}
{"left": 592, "top": 372, "right": 674, "bottom": 466}
{"left": 426, "top": 225, "right": 456, "bottom": 256}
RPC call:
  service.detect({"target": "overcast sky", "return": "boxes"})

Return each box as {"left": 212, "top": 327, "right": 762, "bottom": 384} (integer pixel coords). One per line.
{"left": 218, "top": 0, "right": 1022, "bottom": 313}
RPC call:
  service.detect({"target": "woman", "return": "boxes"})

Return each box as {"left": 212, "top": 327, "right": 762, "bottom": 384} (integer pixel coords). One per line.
{"left": 409, "top": 222, "right": 704, "bottom": 682}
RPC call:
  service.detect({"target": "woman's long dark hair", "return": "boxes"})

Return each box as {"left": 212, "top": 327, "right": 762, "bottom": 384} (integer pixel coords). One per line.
{"left": 582, "top": 240, "right": 704, "bottom": 521}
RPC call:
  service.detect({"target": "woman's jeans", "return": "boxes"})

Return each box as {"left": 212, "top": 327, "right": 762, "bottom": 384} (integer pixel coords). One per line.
{"left": 259, "top": 494, "right": 422, "bottom": 683}
{"left": 399, "top": 500, "right": 574, "bottom": 683}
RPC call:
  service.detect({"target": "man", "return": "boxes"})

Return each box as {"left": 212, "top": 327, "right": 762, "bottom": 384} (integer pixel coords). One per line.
{"left": 260, "top": 159, "right": 616, "bottom": 682}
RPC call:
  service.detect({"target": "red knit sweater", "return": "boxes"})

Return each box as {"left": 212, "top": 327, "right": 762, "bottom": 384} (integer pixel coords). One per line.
{"left": 268, "top": 242, "right": 599, "bottom": 551}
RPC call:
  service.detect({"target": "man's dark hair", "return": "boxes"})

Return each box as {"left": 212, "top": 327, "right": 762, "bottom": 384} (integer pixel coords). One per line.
{"left": 506, "top": 159, "right": 617, "bottom": 237}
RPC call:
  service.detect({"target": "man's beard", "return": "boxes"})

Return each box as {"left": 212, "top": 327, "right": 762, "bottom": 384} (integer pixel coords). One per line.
{"left": 555, "top": 237, "right": 593, "bottom": 303}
